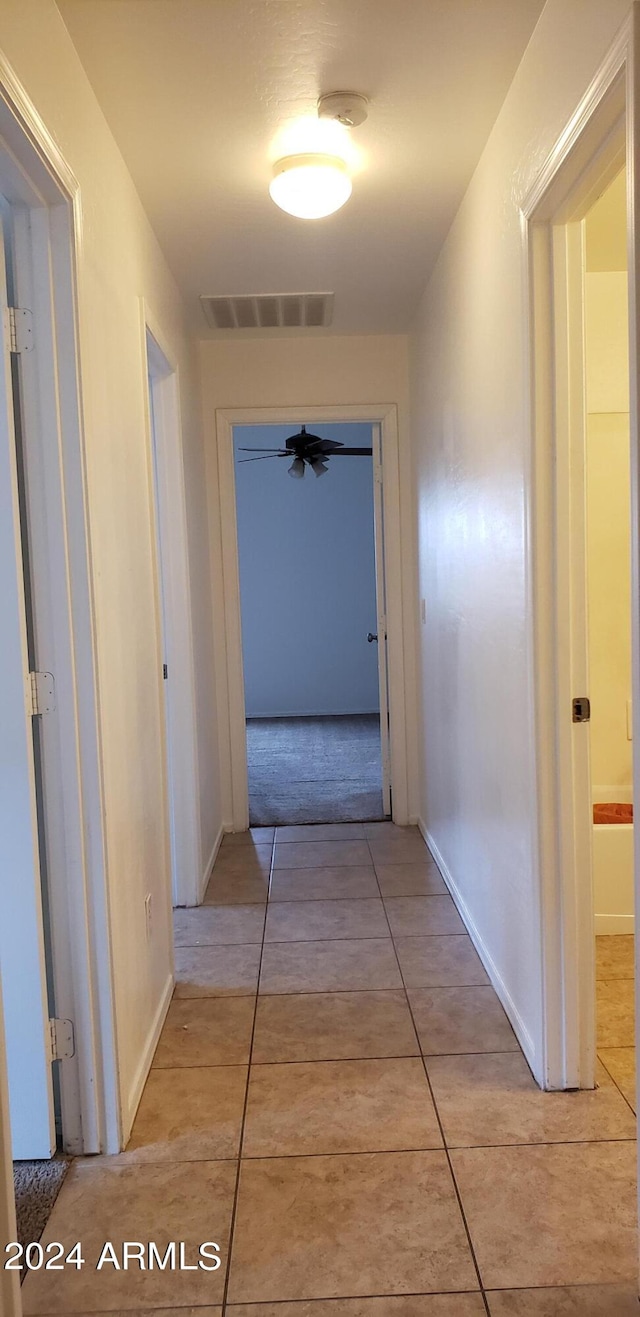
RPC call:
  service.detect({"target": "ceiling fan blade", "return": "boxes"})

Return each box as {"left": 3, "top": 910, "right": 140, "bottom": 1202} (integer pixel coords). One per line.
{"left": 312, "top": 438, "right": 345, "bottom": 452}
{"left": 238, "top": 447, "right": 288, "bottom": 452}
{"left": 326, "top": 447, "right": 374, "bottom": 456}
{"left": 238, "top": 454, "right": 285, "bottom": 463}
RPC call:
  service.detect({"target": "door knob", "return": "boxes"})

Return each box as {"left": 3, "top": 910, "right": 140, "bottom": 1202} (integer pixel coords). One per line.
{"left": 367, "top": 632, "right": 378, "bottom": 643}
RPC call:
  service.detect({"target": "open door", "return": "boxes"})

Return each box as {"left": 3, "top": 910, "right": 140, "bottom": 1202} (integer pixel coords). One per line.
{"left": 0, "top": 220, "right": 56, "bottom": 1158}
{"left": 372, "top": 422, "right": 392, "bottom": 817}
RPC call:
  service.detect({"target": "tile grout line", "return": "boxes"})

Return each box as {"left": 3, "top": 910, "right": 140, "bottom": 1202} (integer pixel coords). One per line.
{"left": 29, "top": 1278, "right": 640, "bottom": 1315}
{"left": 112, "top": 1131, "right": 639, "bottom": 1173}
{"left": 597, "top": 1049, "right": 637, "bottom": 1119}
{"left": 366, "top": 837, "right": 492, "bottom": 1316}
{"left": 219, "top": 832, "right": 276, "bottom": 1315}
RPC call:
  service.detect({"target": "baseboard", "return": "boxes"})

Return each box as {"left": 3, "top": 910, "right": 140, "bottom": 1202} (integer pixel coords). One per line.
{"left": 417, "top": 818, "right": 537, "bottom": 1075}
{"left": 594, "top": 913, "right": 635, "bottom": 934}
{"left": 198, "top": 823, "right": 224, "bottom": 903}
{"left": 122, "top": 972, "right": 173, "bottom": 1148}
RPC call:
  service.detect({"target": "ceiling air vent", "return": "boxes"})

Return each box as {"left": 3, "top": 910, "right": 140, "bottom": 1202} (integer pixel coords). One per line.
{"left": 200, "top": 292, "right": 334, "bottom": 331}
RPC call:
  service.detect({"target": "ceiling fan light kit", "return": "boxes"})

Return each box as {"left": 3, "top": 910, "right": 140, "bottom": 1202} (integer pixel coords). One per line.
{"left": 269, "top": 93, "right": 368, "bottom": 220}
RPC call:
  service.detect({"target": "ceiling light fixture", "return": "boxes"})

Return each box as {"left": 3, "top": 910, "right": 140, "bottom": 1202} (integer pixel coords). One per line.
{"left": 269, "top": 93, "right": 368, "bottom": 220}
{"left": 269, "top": 154, "right": 352, "bottom": 220}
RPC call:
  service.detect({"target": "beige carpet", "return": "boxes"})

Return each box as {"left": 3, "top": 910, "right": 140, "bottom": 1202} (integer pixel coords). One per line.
{"left": 13, "top": 1157, "right": 70, "bottom": 1260}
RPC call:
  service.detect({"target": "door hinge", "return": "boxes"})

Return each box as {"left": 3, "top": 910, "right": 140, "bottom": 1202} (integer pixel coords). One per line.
{"left": 5, "top": 306, "right": 34, "bottom": 354}
{"left": 374, "top": 462, "right": 383, "bottom": 486}
{"left": 48, "top": 1018, "right": 75, "bottom": 1063}
{"left": 30, "top": 671, "right": 56, "bottom": 716}
{"left": 163, "top": 663, "right": 168, "bottom": 680}
{"left": 572, "top": 696, "right": 591, "bottom": 723}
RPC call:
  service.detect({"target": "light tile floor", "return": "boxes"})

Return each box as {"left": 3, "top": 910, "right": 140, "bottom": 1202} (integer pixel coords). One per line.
{"left": 22, "top": 827, "right": 639, "bottom": 1315}
{"left": 597, "top": 934, "right": 637, "bottom": 1115}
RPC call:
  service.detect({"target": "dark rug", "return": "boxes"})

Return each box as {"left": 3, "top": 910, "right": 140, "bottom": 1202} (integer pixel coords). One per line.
{"left": 247, "top": 714, "right": 385, "bottom": 825}
{"left": 13, "top": 1157, "right": 70, "bottom": 1255}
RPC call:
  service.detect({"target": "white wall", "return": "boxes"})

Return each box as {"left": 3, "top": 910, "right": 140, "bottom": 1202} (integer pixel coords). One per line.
{"left": 199, "top": 334, "right": 418, "bottom": 822}
{"left": 585, "top": 271, "right": 631, "bottom": 801}
{"left": 409, "top": 0, "right": 633, "bottom": 1080}
{"left": 234, "top": 422, "right": 379, "bottom": 718}
{"left": 0, "top": 2, "right": 221, "bottom": 1142}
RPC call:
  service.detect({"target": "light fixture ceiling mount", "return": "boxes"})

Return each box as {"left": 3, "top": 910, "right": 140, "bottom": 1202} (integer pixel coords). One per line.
{"left": 269, "top": 92, "right": 368, "bottom": 220}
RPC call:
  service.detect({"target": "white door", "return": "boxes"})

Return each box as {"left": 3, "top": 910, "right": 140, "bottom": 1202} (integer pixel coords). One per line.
{"left": 0, "top": 228, "right": 56, "bottom": 1158}
{"left": 372, "top": 423, "right": 392, "bottom": 816}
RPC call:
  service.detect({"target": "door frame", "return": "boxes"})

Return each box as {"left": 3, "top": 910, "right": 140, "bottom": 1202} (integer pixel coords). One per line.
{"left": 371, "top": 421, "right": 392, "bottom": 815}
{"left": 0, "top": 52, "right": 117, "bottom": 1161}
{"left": 523, "top": 11, "right": 638, "bottom": 1089}
{"left": 215, "top": 403, "right": 410, "bottom": 830}
{"left": 141, "top": 304, "right": 203, "bottom": 906}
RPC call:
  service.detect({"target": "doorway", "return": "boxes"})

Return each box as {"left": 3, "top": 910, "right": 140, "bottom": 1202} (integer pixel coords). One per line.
{"left": 232, "top": 420, "right": 389, "bottom": 825}
{"left": 582, "top": 170, "right": 636, "bottom": 1105}
{"left": 0, "top": 88, "right": 120, "bottom": 1288}
{"left": 143, "top": 313, "right": 202, "bottom": 907}
{"left": 0, "top": 193, "right": 58, "bottom": 1164}
{"left": 0, "top": 60, "right": 119, "bottom": 1200}
{"left": 525, "top": 17, "right": 640, "bottom": 1092}
{"left": 215, "top": 403, "right": 410, "bottom": 831}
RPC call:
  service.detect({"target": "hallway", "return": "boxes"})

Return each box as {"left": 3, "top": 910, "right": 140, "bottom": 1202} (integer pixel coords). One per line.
{"left": 22, "top": 824, "right": 638, "bottom": 1314}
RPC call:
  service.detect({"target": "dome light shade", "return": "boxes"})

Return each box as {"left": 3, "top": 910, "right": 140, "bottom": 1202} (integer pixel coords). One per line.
{"left": 269, "top": 154, "right": 352, "bottom": 219}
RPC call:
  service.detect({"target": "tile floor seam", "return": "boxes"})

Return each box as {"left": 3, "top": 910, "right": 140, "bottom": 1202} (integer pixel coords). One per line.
{"left": 176, "top": 939, "right": 265, "bottom": 947}
{"left": 253, "top": 990, "right": 504, "bottom": 1006}
{"left": 264, "top": 934, "right": 392, "bottom": 944}
{"left": 30, "top": 1279, "right": 639, "bottom": 1313}
{"left": 484, "top": 1281, "right": 640, "bottom": 1293}
{"left": 368, "top": 839, "right": 492, "bottom": 1316}
{"left": 238, "top": 1143, "right": 447, "bottom": 1160}
{"left": 597, "top": 1050, "right": 637, "bottom": 1118}
{"left": 220, "top": 832, "right": 275, "bottom": 1315}
{"left": 151, "top": 1059, "right": 257, "bottom": 1068}
{"left": 248, "top": 1052, "right": 422, "bottom": 1066}
{"left": 225, "top": 1289, "right": 485, "bottom": 1308}
{"left": 172, "top": 994, "right": 259, "bottom": 1001}
{"left": 225, "top": 1287, "right": 484, "bottom": 1307}
{"left": 381, "top": 929, "right": 487, "bottom": 939}
{"left": 423, "top": 1137, "right": 639, "bottom": 1151}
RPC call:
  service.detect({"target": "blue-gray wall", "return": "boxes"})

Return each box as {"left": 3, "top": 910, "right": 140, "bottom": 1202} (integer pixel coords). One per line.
{"left": 233, "top": 422, "right": 380, "bottom": 717}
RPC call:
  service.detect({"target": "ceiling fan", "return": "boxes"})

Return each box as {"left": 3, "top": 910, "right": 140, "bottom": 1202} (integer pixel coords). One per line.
{"left": 238, "top": 425, "right": 373, "bottom": 479}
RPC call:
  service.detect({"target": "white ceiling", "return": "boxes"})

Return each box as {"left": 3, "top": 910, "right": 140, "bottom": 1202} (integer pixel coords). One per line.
{"left": 57, "top": 0, "right": 545, "bottom": 337}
